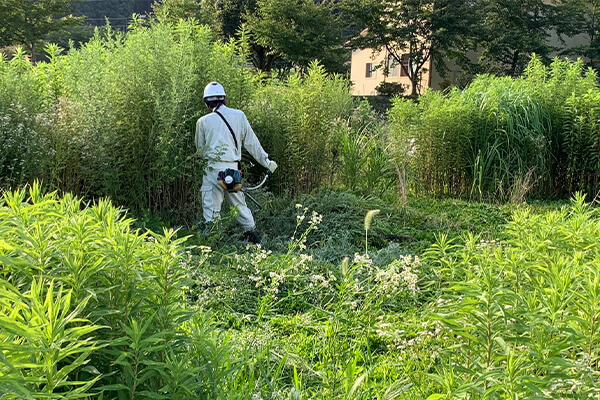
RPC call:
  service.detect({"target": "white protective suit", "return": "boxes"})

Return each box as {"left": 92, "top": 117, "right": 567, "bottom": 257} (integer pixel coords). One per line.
{"left": 195, "top": 105, "right": 273, "bottom": 231}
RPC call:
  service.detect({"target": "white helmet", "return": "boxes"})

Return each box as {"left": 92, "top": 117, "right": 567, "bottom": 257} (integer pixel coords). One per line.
{"left": 203, "top": 81, "right": 226, "bottom": 101}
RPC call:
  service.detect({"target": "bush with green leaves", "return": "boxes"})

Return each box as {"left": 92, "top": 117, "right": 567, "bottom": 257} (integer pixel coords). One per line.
{"left": 245, "top": 62, "right": 355, "bottom": 195}
{"left": 0, "top": 279, "right": 102, "bottom": 398}
{"left": 426, "top": 194, "right": 600, "bottom": 398}
{"left": 375, "top": 81, "right": 406, "bottom": 97}
{"left": 0, "top": 183, "right": 227, "bottom": 398}
{"left": 389, "top": 56, "right": 600, "bottom": 201}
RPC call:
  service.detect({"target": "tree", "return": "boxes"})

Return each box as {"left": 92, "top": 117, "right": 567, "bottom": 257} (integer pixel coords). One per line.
{"left": 44, "top": 23, "right": 98, "bottom": 50}
{"left": 0, "top": 0, "right": 83, "bottom": 62}
{"left": 152, "top": 0, "right": 201, "bottom": 23}
{"left": 560, "top": 0, "right": 600, "bottom": 70}
{"left": 71, "top": 0, "right": 136, "bottom": 27}
{"left": 245, "top": 0, "right": 348, "bottom": 73}
{"left": 473, "top": 0, "right": 578, "bottom": 76}
{"left": 344, "top": 0, "right": 477, "bottom": 96}
{"left": 196, "top": 0, "right": 257, "bottom": 38}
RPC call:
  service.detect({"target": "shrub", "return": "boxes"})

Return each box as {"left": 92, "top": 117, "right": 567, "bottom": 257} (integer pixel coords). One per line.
{"left": 0, "top": 183, "right": 202, "bottom": 397}
{"left": 375, "top": 81, "right": 406, "bottom": 97}
{"left": 389, "top": 89, "right": 474, "bottom": 197}
{"left": 427, "top": 194, "right": 600, "bottom": 398}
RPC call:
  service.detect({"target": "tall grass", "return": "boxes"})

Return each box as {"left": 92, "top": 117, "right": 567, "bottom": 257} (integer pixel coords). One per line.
{"left": 337, "top": 101, "right": 396, "bottom": 197}
{"left": 58, "top": 21, "right": 255, "bottom": 219}
{"left": 0, "top": 20, "right": 256, "bottom": 222}
{"left": 389, "top": 56, "right": 600, "bottom": 201}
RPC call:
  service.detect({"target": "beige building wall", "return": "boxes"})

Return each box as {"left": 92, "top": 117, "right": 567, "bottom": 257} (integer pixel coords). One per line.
{"left": 350, "top": 47, "right": 432, "bottom": 96}
{"left": 428, "top": 57, "right": 467, "bottom": 92}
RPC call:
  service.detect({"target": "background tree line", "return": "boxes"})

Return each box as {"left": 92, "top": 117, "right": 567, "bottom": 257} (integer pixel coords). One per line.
{"left": 1, "top": 0, "right": 600, "bottom": 82}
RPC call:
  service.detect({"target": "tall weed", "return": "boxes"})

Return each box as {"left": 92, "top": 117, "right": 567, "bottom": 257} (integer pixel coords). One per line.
{"left": 429, "top": 194, "right": 600, "bottom": 398}
{"left": 0, "top": 21, "right": 256, "bottom": 222}
{"left": 0, "top": 279, "right": 102, "bottom": 398}
{"left": 246, "top": 62, "right": 354, "bottom": 194}
{"left": 337, "top": 101, "right": 396, "bottom": 197}
{"left": 389, "top": 56, "right": 600, "bottom": 201}
{"left": 0, "top": 183, "right": 210, "bottom": 398}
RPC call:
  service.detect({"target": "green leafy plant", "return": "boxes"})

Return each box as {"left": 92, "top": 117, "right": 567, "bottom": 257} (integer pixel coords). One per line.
{"left": 430, "top": 194, "right": 600, "bottom": 398}
{"left": 389, "top": 56, "right": 600, "bottom": 201}
{"left": 246, "top": 61, "right": 354, "bottom": 195}
{"left": 0, "top": 279, "right": 102, "bottom": 398}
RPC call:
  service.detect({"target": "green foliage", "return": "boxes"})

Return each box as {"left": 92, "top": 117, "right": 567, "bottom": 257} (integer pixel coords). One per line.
{"left": 375, "top": 81, "right": 406, "bottom": 97}
{"left": 152, "top": 0, "right": 201, "bottom": 24}
{"left": 245, "top": 0, "right": 348, "bottom": 73}
{"left": 474, "top": 0, "right": 578, "bottom": 76}
{"left": 0, "top": 182, "right": 566, "bottom": 399}
{"left": 0, "top": 279, "right": 102, "bottom": 398}
{"left": 0, "top": 183, "right": 210, "bottom": 398}
{"left": 336, "top": 101, "right": 396, "bottom": 197}
{"left": 71, "top": 0, "right": 137, "bottom": 27}
{"left": 62, "top": 21, "right": 255, "bottom": 219}
{"left": 428, "top": 194, "right": 600, "bottom": 397}
{"left": 389, "top": 56, "right": 600, "bottom": 201}
{"left": 562, "top": 0, "right": 600, "bottom": 71}
{"left": 192, "top": 207, "right": 422, "bottom": 398}
{"left": 246, "top": 62, "right": 354, "bottom": 195}
{"left": 0, "top": 20, "right": 258, "bottom": 222}
{"left": 0, "top": 20, "right": 370, "bottom": 223}
{"left": 0, "top": 47, "right": 54, "bottom": 188}
{"left": 43, "top": 24, "right": 98, "bottom": 51}
{"left": 0, "top": 0, "right": 84, "bottom": 62}
{"left": 196, "top": 0, "right": 257, "bottom": 39}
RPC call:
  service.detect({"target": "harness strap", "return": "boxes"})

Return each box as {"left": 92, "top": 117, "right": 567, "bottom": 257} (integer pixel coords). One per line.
{"left": 213, "top": 108, "right": 239, "bottom": 151}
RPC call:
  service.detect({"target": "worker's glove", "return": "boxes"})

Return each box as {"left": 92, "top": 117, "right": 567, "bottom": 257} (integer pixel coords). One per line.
{"left": 267, "top": 160, "right": 278, "bottom": 174}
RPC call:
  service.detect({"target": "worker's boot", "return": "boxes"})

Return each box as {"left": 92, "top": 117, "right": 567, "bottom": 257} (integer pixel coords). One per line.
{"left": 244, "top": 230, "right": 260, "bottom": 244}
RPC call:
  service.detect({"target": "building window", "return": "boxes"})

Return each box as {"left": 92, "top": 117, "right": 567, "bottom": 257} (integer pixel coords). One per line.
{"left": 388, "top": 55, "right": 400, "bottom": 77}
{"left": 366, "top": 63, "right": 377, "bottom": 78}
{"left": 400, "top": 54, "right": 410, "bottom": 77}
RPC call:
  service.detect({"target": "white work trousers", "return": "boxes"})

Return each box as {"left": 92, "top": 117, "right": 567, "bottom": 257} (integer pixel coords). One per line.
{"left": 201, "top": 162, "right": 255, "bottom": 232}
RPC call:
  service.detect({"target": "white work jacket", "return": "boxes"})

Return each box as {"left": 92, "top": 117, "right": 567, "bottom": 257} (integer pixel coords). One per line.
{"left": 195, "top": 105, "right": 270, "bottom": 169}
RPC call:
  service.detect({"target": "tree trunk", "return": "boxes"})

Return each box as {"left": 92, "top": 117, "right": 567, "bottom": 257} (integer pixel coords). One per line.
{"left": 28, "top": 42, "right": 36, "bottom": 63}
{"left": 251, "top": 44, "right": 277, "bottom": 73}
{"left": 410, "top": 74, "right": 419, "bottom": 96}
{"left": 509, "top": 50, "right": 520, "bottom": 77}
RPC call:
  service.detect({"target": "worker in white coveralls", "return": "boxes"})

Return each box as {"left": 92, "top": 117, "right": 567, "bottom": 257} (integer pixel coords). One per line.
{"left": 195, "top": 82, "right": 277, "bottom": 243}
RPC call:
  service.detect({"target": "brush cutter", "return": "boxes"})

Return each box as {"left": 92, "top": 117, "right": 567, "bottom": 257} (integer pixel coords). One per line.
{"left": 242, "top": 172, "right": 270, "bottom": 210}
